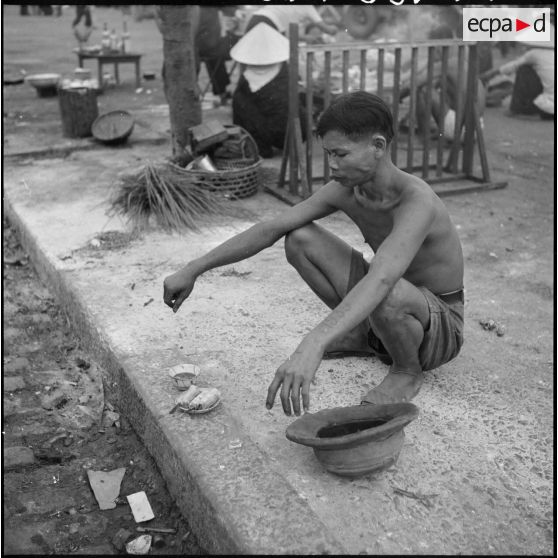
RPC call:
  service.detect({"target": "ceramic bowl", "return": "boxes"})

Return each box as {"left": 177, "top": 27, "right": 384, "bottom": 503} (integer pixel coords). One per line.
{"left": 168, "top": 363, "right": 201, "bottom": 390}
{"left": 26, "top": 73, "right": 61, "bottom": 97}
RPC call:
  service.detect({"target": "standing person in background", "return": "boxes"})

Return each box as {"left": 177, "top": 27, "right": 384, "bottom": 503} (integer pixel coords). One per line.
{"left": 196, "top": 6, "right": 240, "bottom": 104}
{"left": 245, "top": 5, "right": 341, "bottom": 42}
{"left": 72, "top": 5, "right": 94, "bottom": 50}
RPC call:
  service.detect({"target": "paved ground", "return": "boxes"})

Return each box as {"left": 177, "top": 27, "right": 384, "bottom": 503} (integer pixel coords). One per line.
{"left": 3, "top": 5, "right": 555, "bottom": 555}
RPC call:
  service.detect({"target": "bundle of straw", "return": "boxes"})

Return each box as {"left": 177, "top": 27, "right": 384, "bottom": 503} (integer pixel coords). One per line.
{"left": 108, "top": 161, "right": 230, "bottom": 232}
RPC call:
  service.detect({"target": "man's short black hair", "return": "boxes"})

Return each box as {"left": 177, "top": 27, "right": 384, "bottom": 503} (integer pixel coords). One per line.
{"left": 316, "top": 91, "right": 394, "bottom": 144}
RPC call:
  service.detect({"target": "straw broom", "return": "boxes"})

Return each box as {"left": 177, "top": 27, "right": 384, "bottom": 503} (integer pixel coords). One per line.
{"left": 108, "top": 161, "right": 231, "bottom": 232}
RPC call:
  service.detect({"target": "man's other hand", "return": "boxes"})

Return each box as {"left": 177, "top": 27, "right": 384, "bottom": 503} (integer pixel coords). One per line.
{"left": 266, "top": 342, "right": 323, "bottom": 416}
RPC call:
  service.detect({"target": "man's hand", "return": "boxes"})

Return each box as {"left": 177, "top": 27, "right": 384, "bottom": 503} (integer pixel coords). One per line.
{"left": 163, "top": 268, "right": 196, "bottom": 313}
{"left": 266, "top": 341, "right": 323, "bottom": 416}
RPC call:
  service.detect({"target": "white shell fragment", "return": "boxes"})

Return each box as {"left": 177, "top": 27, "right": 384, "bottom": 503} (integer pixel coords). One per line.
{"left": 168, "top": 363, "right": 201, "bottom": 390}
{"left": 126, "top": 534, "right": 152, "bottom": 555}
{"left": 176, "top": 387, "right": 221, "bottom": 414}
{"left": 176, "top": 385, "right": 202, "bottom": 408}
{"left": 189, "top": 387, "right": 221, "bottom": 411}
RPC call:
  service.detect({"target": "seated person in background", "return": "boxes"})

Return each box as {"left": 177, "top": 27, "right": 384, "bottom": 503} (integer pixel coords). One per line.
{"left": 400, "top": 24, "right": 486, "bottom": 140}
{"left": 480, "top": 35, "right": 555, "bottom": 120}
{"left": 230, "top": 23, "right": 306, "bottom": 158}
{"left": 196, "top": 6, "right": 240, "bottom": 103}
{"left": 245, "top": 5, "right": 340, "bottom": 41}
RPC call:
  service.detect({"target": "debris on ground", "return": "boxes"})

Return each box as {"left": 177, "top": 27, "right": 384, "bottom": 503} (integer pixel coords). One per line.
{"left": 152, "top": 534, "right": 166, "bottom": 549}
{"left": 87, "top": 468, "right": 127, "bottom": 510}
{"left": 479, "top": 318, "right": 506, "bottom": 336}
{"left": 392, "top": 486, "right": 439, "bottom": 509}
{"left": 102, "top": 409, "right": 121, "bottom": 428}
{"left": 112, "top": 528, "right": 135, "bottom": 552}
{"left": 126, "top": 534, "right": 152, "bottom": 555}
{"left": 127, "top": 491, "right": 155, "bottom": 523}
{"left": 137, "top": 526, "right": 177, "bottom": 534}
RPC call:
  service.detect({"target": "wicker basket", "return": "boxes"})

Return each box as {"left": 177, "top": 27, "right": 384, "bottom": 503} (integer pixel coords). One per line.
{"left": 170, "top": 157, "right": 262, "bottom": 200}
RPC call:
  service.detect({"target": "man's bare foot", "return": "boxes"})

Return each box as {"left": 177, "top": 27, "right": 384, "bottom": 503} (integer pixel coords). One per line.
{"left": 361, "top": 369, "right": 423, "bottom": 405}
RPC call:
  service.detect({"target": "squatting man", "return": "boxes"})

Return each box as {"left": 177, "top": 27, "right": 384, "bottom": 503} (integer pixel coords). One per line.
{"left": 163, "top": 91, "right": 464, "bottom": 416}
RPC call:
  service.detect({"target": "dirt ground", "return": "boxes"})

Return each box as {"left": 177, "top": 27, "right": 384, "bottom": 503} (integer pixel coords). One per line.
{"left": 2, "top": 219, "right": 207, "bottom": 555}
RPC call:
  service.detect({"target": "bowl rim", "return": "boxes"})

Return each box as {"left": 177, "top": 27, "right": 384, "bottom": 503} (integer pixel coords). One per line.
{"left": 25, "top": 73, "right": 61, "bottom": 81}
{"left": 91, "top": 110, "right": 135, "bottom": 141}
{"left": 285, "top": 402, "right": 419, "bottom": 449}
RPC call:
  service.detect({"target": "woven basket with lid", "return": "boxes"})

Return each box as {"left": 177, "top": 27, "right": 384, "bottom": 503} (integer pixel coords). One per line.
{"left": 171, "top": 125, "right": 262, "bottom": 200}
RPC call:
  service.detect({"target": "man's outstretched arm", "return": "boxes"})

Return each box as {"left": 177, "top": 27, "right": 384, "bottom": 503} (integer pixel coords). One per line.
{"left": 163, "top": 222, "right": 285, "bottom": 312}
{"left": 163, "top": 185, "right": 339, "bottom": 312}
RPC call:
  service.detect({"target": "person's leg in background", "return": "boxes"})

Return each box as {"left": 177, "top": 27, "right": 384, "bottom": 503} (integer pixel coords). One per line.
{"left": 509, "top": 64, "right": 543, "bottom": 115}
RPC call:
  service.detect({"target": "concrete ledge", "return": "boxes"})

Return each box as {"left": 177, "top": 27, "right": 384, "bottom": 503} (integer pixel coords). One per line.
{"left": 3, "top": 197, "right": 346, "bottom": 554}
{"left": 4, "top": 137, "right": 169, "bottom": 161}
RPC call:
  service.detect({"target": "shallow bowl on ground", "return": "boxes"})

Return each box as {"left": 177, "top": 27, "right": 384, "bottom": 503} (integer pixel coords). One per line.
{"left": 168, "top": 363, "right": 201, "bottom": 390}
{"left": 25, "top": 73, "right": 61, "bottom": 97}
{"left": 286, "top": 402, "right": 419, "bottom": 478}
{"left": 91, "top": 110, "right": 134, "bottom": 145}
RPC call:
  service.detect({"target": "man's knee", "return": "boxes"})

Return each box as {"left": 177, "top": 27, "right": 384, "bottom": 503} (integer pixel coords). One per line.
{"left": 371, "top": 288, "right": 407, "bottom": 328}
{"left": 370, "top": 282, "right": 427, "bottom": 330}
{"left": 284, "top": 225, "right": 314, "bottom": 262}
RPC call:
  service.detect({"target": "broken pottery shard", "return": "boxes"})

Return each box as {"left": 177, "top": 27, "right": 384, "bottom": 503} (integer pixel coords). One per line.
{"left": 175, "top": 385, "right": 202, "bottom": 408}
{"left": 189, "top": 387, "right": 221, "bottom": 411}
{"left": 126, "top": 534, "right": 152, "bottom": 555}
{"left": 87, "top": 467, "right": 126, "bottom": 510}
{"left": 112, "top": 527, "right": 134, "bottom": 551}
{"left": 127, "top": 491, "right": 155, "bottom": 523}
{"left": 102, "top": 410, "right": 121, "bottom": 428}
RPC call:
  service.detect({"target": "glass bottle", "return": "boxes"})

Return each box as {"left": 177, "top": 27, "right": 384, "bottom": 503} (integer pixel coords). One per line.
{"left": 109, "top": 28, "right": 118, "bottom": 52}
{"left": 101, "top": 22, "right": 111, "bottom": 53}
{"left": 121, "top": 20, "right": 131, "bottom": 53}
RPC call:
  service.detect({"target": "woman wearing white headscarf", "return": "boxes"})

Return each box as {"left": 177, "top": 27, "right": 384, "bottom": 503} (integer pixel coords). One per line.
{"left": 230, "top": 23, "right": 306, "bottom": 158}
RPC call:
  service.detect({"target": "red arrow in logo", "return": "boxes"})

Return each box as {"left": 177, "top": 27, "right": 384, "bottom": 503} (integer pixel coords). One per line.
{"left": 516, "top": 18, "right": 531, "bottom": 32}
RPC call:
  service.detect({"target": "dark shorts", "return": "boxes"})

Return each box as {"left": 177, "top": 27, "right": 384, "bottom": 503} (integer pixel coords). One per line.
{"left": 348, "top": 249, "right": 464, "bottom": 371}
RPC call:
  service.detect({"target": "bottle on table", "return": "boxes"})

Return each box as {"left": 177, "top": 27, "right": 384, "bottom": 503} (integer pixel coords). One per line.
{"left": 109, "top": 28, "right": 118, "bottom": 52}
{"left": 121, "top": 20, "right": 131, "bottom": 53}
{"left": 101, "top": 22, "right": 110, "bottom": 53}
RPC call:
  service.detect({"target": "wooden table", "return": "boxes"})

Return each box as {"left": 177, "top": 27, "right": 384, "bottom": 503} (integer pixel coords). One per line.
{"left": 75, "top": 51, "right": 142, "bottom": 88}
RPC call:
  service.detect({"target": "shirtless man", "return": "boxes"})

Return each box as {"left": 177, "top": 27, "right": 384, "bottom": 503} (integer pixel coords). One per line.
{"left": 163, "top": 91, "right": 464, "bottom": 417}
